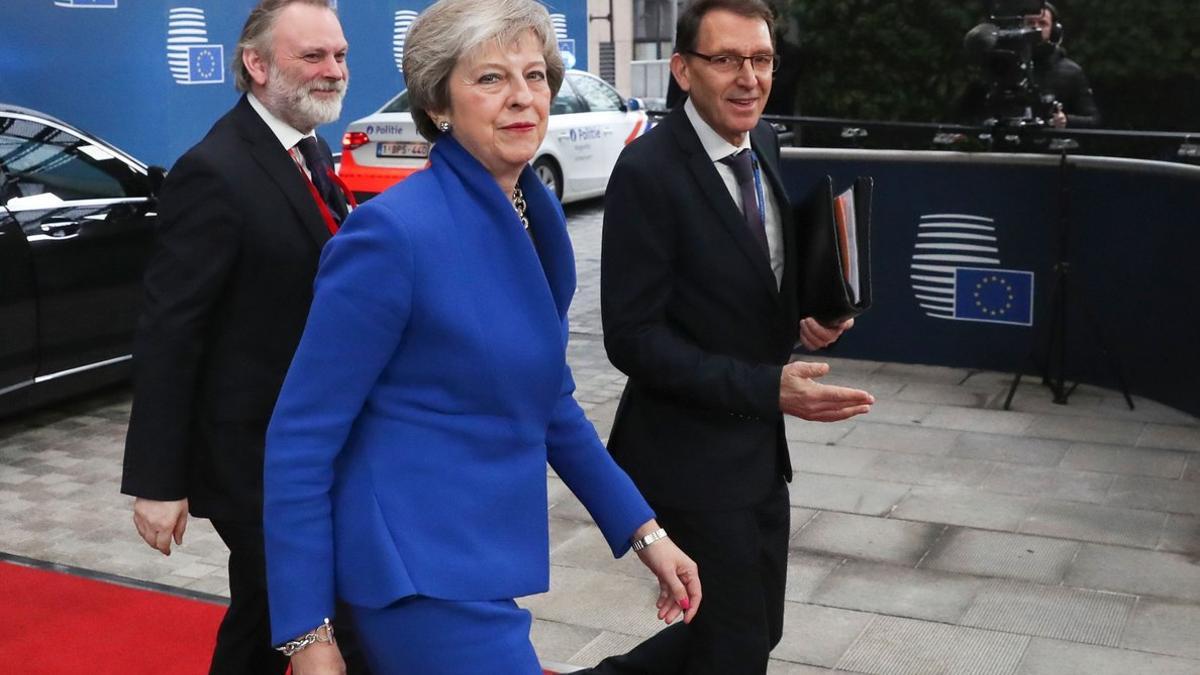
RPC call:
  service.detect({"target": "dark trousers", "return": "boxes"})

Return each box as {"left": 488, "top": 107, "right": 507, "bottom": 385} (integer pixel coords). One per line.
{"left": 209, "top": 519, "right": 372, "bottom": 675}
{"left": 582, "top": 481, "right": 790, "bottom": 675}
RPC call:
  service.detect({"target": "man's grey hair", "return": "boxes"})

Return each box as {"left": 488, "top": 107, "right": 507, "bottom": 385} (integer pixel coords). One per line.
{"left": 233, "top": 0, "right": 336, "bottom": 92}
{"left": 402, "top": 0, "right": 565, "bottom": 142}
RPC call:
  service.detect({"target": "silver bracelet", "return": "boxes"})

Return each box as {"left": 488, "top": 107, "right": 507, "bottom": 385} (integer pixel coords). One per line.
{"left": 631, "top": 527, "right": 668, "bottom": 551}
{"left": 276, "top": 617, "right": 335, "bottom": 657}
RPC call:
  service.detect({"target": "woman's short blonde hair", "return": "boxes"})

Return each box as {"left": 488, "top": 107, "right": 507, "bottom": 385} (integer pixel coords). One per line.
{"left": 402, "top": 0, "right": 565, "bottom": 141}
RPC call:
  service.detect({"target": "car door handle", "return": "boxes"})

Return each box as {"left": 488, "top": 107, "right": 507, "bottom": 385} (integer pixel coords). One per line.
{"left": 39, "top": 221, "right": 81, "bottom": 238}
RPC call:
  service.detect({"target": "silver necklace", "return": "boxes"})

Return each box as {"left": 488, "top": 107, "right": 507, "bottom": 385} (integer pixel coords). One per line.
{"left": 511, "top": 187, "right": 529, "bottom": 230}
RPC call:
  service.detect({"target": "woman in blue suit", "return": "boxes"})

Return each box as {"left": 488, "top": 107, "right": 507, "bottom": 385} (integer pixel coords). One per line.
{"left": 262, "top": 0, "right": 701, "bottom": 672}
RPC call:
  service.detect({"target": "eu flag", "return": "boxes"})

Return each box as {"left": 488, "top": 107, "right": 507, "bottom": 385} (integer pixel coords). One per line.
{"left": 186, "top": 45, "right": 225, "bottom": 84}
{"left": 954, "top": 267, "right": 1034, "bottom": 326}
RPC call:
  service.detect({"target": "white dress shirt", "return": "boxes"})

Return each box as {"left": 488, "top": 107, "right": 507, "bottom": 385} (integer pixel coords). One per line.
{"left": 247, "top": 92, "right": 319, "bottom": 180}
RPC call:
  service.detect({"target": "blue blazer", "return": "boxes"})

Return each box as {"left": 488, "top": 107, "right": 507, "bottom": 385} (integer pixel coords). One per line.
{"left": 263, "top": 136, "right": 653, "bottom": 645}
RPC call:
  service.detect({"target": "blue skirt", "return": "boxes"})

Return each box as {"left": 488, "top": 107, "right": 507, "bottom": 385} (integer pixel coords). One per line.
{"left": 347, "top": 595, "right": 543, "bottom": 674}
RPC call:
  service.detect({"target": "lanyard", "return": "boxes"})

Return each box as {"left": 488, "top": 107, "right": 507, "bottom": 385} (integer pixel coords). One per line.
{"left": 293, "top": 149, "right": 358, "bottom": 236}
{"left": 749, "top": 149, "right": 767, "bottom": 235}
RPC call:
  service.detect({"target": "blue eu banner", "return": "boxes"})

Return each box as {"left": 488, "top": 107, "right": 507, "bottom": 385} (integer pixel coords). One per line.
{"left": 185, "top": 45, "right": 225, "bottom": 84}
{"left": 953, "top": 267, "right": 1034, "bottom": 326}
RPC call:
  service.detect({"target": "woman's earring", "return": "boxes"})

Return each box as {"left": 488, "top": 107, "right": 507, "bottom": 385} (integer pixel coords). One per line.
{"left": 438, "top": 119, "right": 451, "bottom": 132}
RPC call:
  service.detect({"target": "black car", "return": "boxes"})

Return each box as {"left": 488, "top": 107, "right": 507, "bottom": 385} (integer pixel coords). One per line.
{"left": 1, "top": 104, "right": 161, "bottom": 415}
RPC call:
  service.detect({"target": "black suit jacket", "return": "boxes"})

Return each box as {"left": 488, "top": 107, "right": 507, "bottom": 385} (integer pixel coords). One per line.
{"left": 601, "top": 108, "right": 799, "bottom": 511}
{"left": 121, "top": 96, "right": 336, "bottom": 521}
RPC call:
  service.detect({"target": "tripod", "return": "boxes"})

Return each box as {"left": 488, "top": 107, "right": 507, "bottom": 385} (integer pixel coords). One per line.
{"left": 1004, "top": 149, "right": 1134, "bottom": 410}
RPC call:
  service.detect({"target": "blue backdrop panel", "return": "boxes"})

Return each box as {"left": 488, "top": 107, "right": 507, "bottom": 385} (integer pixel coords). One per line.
{"left": 780, "top": 150, "right": 1200, "bottom": 418}
{"left": 0, "top": 0, "right": 588, "bottom": 167}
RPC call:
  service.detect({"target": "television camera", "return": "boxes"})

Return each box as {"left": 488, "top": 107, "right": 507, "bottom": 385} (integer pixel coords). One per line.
{"left": 964, "top": 0, "right": 1059, "bottom": 127}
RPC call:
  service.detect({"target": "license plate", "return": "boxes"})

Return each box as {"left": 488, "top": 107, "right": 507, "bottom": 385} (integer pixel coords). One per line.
{"left": 376, "top": 141, "right": 429, "bottom": 158}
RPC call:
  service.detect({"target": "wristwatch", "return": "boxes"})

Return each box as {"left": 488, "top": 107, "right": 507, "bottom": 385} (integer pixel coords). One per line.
{"left": 631, "top": 527, "right": 668, "bottom": 551}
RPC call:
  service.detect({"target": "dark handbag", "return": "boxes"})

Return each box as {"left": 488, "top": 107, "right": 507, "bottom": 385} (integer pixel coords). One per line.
{"left": 794, "top": 175, "right": 873, "bottom": 326}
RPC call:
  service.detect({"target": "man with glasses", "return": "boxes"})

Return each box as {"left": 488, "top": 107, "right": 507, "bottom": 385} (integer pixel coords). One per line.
{"left": 593, "top": 0, "right": 873, "bottom": 671}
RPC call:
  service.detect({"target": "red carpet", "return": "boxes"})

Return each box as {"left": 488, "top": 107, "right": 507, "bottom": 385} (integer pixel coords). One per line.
{"left": 0, "top": 560, "right": 225, "bottom": 674}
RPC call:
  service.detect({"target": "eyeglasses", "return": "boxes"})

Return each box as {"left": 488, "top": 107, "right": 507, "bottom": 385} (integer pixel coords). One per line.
{"left": 684, "top": 50, "right": 779, "bottom": 74}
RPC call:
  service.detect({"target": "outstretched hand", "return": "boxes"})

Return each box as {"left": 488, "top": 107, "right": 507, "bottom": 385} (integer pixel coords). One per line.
{"left": 779, "top": 361, "right": 874, "bottom": 422}
{"left": 631, "top": 522, "right": 701, "bottom": 624}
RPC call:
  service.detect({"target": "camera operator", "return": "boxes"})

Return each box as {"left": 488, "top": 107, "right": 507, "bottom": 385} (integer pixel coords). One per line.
{"left": 956, "top": 1, "right": 1100, "bottom": 130}
{"left": 1026, "top": 2, "right": 1100, "bottom": 127}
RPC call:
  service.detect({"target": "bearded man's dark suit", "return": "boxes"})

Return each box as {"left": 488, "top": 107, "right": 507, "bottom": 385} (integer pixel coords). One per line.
{"left": 120, "top": 95, "right": 358, "bottom": 674}
{"left": 596, "top": 106, "right": 800, "bottom": 673}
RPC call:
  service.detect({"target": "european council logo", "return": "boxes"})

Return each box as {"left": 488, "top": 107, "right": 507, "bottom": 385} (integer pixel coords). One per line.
{"left": 54, "top": 0, "right": 118, "bottom": 7}
{"left": 167, "top": 7, "right": 225, "bottom": 85}
{"left": 910, "top": 213, "right": 1034, "bottom": 326}
{"left": 393, "top": 10, "right": 419, "bottom": 74}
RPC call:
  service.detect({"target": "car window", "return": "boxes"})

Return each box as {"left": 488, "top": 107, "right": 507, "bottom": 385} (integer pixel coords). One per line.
{"left": 551, "top": 83, "right": 588, "bottom": 115}
{"left": 568, "top": 74, "right": 623, "bottom": 112}
{"left": 381, "top": 91, "right": 411, "bottom": 113}
{"left": 0, "top": 116, "right": 145, "bottom": 204}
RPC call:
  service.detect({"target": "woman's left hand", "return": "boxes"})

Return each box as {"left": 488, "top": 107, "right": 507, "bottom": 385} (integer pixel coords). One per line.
{"left": 631, "top": 522, "right": 701, "bottom": 624}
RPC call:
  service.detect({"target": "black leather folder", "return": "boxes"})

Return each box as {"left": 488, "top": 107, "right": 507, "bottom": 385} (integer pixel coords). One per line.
{"left": 794, "top": 175, "right": 873, "bottom": 326}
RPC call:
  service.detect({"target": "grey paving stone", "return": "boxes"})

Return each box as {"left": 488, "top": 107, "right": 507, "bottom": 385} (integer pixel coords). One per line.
{"left": 858, "top": 452, "right": 996, "bottom": 489}
{"left": 892, "top": 485, "right": 1039, "bottom": 531}
{"left": 856, "top": 399, "right": 934, "bottom": 426}
{"left": 960, "top": 579, "right": 1135, "bottom": 647}
{"left": 1019, "top": 500, "right": 1166, "bottom": 548}
{"left": 767, "top": 660, "right": 839, "bottom": 674}
{"left": 875, "top": 362, "right": 972, "bottom": 385}
{"left": 1158, "top": 515, "right": 1200, "bottom": 555}
{"left": 529, "top": 619, "right": 603, "bottom": 665}
{"left": 922, "top": 406, "right": 1036, "bottom": 435}
{"left": 838, "top": 421, "right": 960, "bottom": 456}
{"left": 1185, "top": 458, "right": 1200, "bottom": 483}
{"left": 789, "top": 441, "right": 881, "bottom": 477}
{"left": 1065, "top": 544, "right": 1200, "bottom": 602}
{"left": 790, "top": 511, "right": 944, "bottom": 566}
{"left": 920, "top": 528, "right": 1080, "bottom": 585}
{"left": 893, "top": 382, "right": 992, "bottom": 407}
{"left": 1106, "top": 475, "right": 1200, "bottom": 516}
{"left": 785, "top": 417, "right": 856, "bottom": 444}
{"left": 564, "top": 630, "right": 647, "bottom": 667}
{"left": 549, "top": 517, "right": 600, "bottom": 555}
{"left": 979, "top": 463, "right": 1114, "bottom": 504}
{"left": 1060, "top": 442, "right": 1188, "bottom": 479}
{"left": 1138, "top": 423, "right": 1200, "bottom": 452}
{"left": 772, "top": 602, "right": 875, "bottom": 667}
{"left": 1015, "top": 637, "right": 1200, "bottom": 675}
{"left": 809, "top": 559, "right": 981, "bottom": 623}
{"left": 1120, "top": 599, "right": 1200, "bottom": 661}
{"left": 1024, "top": 415, "right": 1144, "bottom": 445}
{"left": 788, "top": 472, "right": 912, "bottom": 516}
{"left": 790, "top": 507, "right": 819, "bottom": 537}
{"left": 549, "top": 523, "right": 652, "bottom": 581}
{"left": 521, "top": 565, "right": 664, "bottom": 636}
{"left": 950, "top": 432, "right": 1071, "bottom": 467}
{"left": 836, "top": 614, "right": 1028, "bottom": 675}
{"left": 784, "top": 550, "right": 844, "bottom": 604}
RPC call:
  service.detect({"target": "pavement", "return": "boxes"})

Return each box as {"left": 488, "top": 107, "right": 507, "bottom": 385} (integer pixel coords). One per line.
{"left": 1, "top": 198, "right": 1198, "bottom": 674}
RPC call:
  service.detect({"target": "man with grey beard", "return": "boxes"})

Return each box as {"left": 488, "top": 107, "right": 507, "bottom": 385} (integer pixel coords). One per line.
{"left": 121, "top": 1, "right": 368, "bottom": 672}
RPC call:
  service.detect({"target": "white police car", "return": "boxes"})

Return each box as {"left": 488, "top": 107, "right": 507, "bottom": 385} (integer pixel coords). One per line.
{"left": 339, "top": 70, "right": 648, "bottom": 203}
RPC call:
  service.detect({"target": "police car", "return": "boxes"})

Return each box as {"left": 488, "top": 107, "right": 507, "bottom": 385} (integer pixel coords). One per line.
{"left": 339, "top": 70, "right": 648, "bottom": 203}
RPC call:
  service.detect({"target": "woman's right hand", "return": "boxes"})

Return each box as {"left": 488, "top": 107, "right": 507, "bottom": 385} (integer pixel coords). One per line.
{"left": 290, "top": 643, "right": 347, "bottom": 675}
{"left": 631, "top": 521, "right": 701, "bottom": 624}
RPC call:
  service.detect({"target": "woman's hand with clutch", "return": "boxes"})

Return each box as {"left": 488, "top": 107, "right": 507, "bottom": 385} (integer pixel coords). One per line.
{"left": 630, "top": 520, "right": 701, "bottom": 624}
